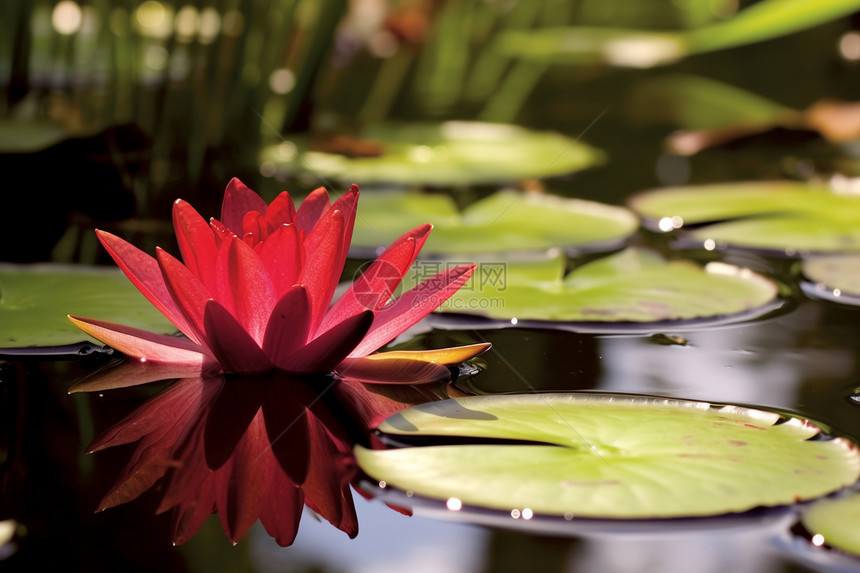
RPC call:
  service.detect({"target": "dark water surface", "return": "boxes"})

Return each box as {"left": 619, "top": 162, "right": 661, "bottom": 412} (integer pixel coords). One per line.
{"left": 3, "top": 288, "right": 860, "bottom": 572}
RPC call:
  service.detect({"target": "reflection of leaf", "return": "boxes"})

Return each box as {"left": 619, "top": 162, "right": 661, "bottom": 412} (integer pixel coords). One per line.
{"left": 495, "top": 0, "right": 860, "bottom": 68}
{"left": 350, "top": 190, "right": 637, "bottom": 255}
{"left": 628, "top": 181, "right": 860, "bottom": 254}
{"left": 261, "top": 122, "right": 604, "bottom": 187}
{"left": 433, "top": 248, "right": 778, "bottom": 325}
{"left": 802, "top": 492, "right": 860, "bottom": 556}
{"left": 0, "top": 264, "right": 174, "bottom": 349}
{"left": 356, "top": 393, "right": 860, "bottom": 519}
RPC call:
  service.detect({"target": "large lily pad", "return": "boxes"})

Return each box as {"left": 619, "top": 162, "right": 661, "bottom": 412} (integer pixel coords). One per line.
{"left": 628, "top": 181, "right": 860, "bottom": 255}
{"left": 356, "top": 393, "right": 860, "bottom": 519}
{"left": 0, "top": 264, "right": 174, "bottom": 349}
{"left": 428, "top": 248, "right": 779, "bottom": 328}
{"left": 801, "top": 255, "right": 860, "bottom": 305}
{"left": 260, "top": 122, "right": 604, "bottom": 187}
{"left": 350, "top": 190, "right": 637, "bottom": 256}
{"left": 802, "top": 491, "right": 860, "bottom": 556}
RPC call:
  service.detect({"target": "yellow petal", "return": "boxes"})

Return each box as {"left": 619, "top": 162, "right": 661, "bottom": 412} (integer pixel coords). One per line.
{"left": 364, "top": 342, "right": 491, "bottom": 365}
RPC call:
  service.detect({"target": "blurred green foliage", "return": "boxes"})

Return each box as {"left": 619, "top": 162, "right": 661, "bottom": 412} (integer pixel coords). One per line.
{"left": 1, "top": 0, "right": 859, "bottom": 262}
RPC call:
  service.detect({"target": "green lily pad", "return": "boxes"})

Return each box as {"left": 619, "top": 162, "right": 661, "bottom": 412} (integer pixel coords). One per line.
{"left": 801, "top": 255, "right": 860, "bottom": 305}
{"left": 350, "top": 190, "right": 638, "bottom": 255}
{"left": 356, "top": 393, "right": 860, "bottom": 519}
{"left": 628, "top": 181, "right": 860, "bottom": 255}
{"left": 802, "top": 492, "right": 860, "bottom": 556}
{"left": 494, "top": 0, "right": 860, "bottom": 68}
{"left": 0, "top": 264, "right": 174, "bottom": 349}
{"left": 260, "top": 122, "right": 605, "bottom": 187}
{"left": 427, "top": 248, "right": 778, "bottom": 327}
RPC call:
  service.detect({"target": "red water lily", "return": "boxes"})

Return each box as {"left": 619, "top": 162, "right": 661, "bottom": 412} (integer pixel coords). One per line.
{"left": 69, "top": 179, "right": 488, "bottom": 383}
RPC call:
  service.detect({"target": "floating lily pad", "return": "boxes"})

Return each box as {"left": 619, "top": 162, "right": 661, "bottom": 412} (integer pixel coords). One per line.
{"left": 801, "top": 255, "right": 860, "bottom": 305}
{"left": 426, "top": 248, "right": 779, "bottom": 328}
{"left": 802, "top": 492, "right": 860, "bottom": 556}
{"left": 356, "top": 393, "right": 860, "bottom": 519}
{"left": 350, "top": 190, "right": 637, "bottom": 256}
{"left": 494, "top": 0, "right": 860, "bottom": 68}
{"left": 0, "top": 264, "right": 174, "bottom": 349}
{"left": 260, "top": 122, "right": 605, "bottom": 187}
{"left": 628, "top": 181, "right": 860, "bottom": 255}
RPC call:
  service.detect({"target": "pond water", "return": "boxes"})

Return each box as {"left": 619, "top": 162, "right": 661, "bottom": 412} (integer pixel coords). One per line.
{"left": 4, "top": 284, "right": 860, "bottom": 572}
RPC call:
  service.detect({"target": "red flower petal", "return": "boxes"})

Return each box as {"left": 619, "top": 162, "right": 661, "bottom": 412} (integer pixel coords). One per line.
{"left": 257, "top": 223, "right": 302, "bottom": 297}
{"left": 349, "top": 264, "right": 476, "bottom": 357}
{"left": 263, "top": 286, "right": 311, "bottom": 369}
{"left": 221, "top": 177, "right": 268, "bottom": 235}
{"left": 67, "top": 315, "right": 209, "bottom": 369}
{"left": 278, "top": 310, "right": 373, "bottom": 373}
{"left": 209, "top": 218, "right": 235, "bottom": 247}
{"left": 212, "top": 236, "right": 277, "bottom": 345}
{"left": 300, "top": 208, "right": 346, "bottom": 335}
{"left": 264, "top": 191, "right": 297, "bottom": 228}
{"left": 295, "top": 186, "right": 330, "bottom": 235}
{"left": 203, "top": 301, "right": 272, "bottom": 375}
{"left": 242, "top": 210, "right": 269, "bottom": 244}
{"left": 329, "top": 184, "right": 359, "bottom": 270}
{"left": 320, "top": 224, "right": 431, "bottom": 334}
{"left": 173, "top": 199, "right": 218, "bottom": 291}
{"left": 157, "top": 248, "right": 212, "bottom": 348}
{"left": 96, "top": 230, "right": 199, "bottom": 344}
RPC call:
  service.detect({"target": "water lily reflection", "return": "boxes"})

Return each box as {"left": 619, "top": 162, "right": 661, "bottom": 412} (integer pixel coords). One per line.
{"left": 85, "top": 366, "right": 452, "bottom": 546}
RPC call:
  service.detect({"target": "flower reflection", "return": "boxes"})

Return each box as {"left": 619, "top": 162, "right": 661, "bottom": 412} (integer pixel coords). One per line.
{"left": 86, "top": 366, "right": 451, "bottom": 546}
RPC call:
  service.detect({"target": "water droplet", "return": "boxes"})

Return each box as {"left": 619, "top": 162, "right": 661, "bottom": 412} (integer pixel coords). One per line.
{"left": 564, "top": 512, "right": 575, "bottom": 520}
{"left": 812, "top": 534, "right": 825, "bottom": 547}
{"left": 378, "top": 480, "right": 386, "bottom": 489}
{"left": 703, "top": 239, "right": 716, "bottom": 251}
{"left": 522, "top": 508, "right": 533, "bottom": 520}
{"left": 446, "top": 497, "right": 462, "bottom": 511}
{"left": 510, "top": 317, "right": 518, "bottom": 325}
{"left": 510, "top": 509, "right": 521, "bottom": 519}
